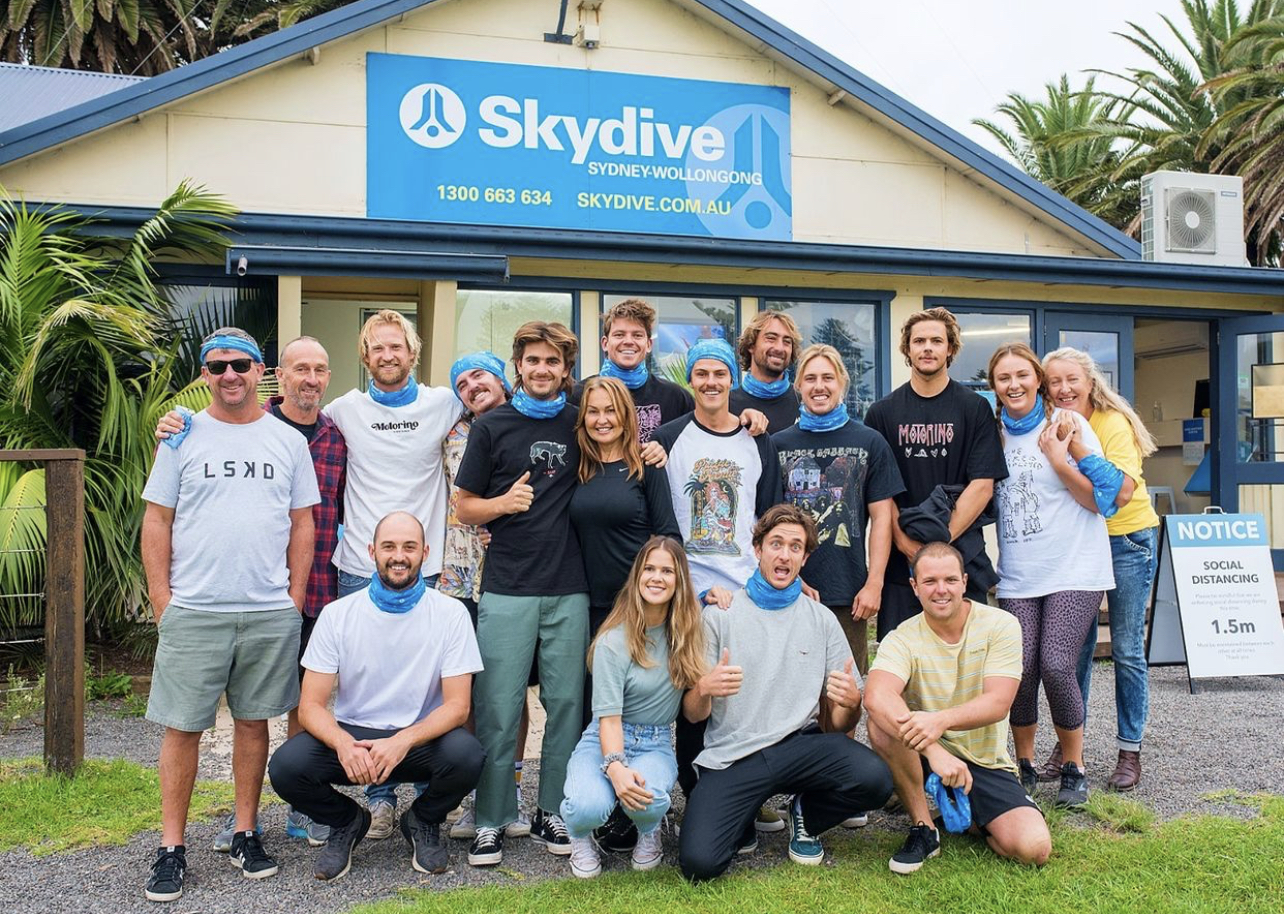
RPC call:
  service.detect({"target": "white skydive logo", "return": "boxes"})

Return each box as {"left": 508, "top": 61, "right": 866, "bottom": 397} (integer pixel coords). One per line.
{"left": 399, "top": 83, "right": 467, "bottom": 148}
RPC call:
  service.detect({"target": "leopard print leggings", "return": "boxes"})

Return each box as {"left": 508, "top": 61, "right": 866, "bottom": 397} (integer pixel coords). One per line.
{"left": 999, "top": 590, "right": 1104, "bottom": 729}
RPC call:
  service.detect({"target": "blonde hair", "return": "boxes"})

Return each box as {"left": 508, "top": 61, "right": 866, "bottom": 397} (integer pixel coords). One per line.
{"left": 900, "top": 307, "right": 962, "bottom": 368}
{"left": 794, "top": 343, "right": 850, "bottom": 400}
{"left": 359, "top": 309, "right": 421, "bottom": 363}
{"left": 586, "top": 537, "right": 707, "bottom": 690}
{"left": 511, "top": 321, "right": 579, "bottom": 394}
{"left": 1043, "top": 347, "right": 1158, "bottom": 457}
{"left": 738, "top": 310, "right": 802, "bottom": 373}
{"left": 986, "top": 342, "right": 1052, "bottom": 424}
{"left": 576, "top": 376, "right": 644, "bottom": 484}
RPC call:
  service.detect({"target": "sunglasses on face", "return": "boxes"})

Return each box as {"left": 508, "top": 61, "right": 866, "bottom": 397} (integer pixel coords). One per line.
{"left": 205, "top": 359, "right": 254, "bottom": 375}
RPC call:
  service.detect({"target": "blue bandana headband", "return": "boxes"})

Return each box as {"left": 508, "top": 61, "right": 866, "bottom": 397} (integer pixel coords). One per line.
{"left": 1000, "top": 395, "right": 1045, "bottom": 436}
{"left": 450, "top": 351, "right": 511, "bottom": 401}
{"left": 200, "top": 335, "right": 263, "bottom": 364}
{"left": 799, "top": 401, "right": 849, "bottom": 433}
{"left": 741, "top": 370, "right": 791, "bottom": 399}
{"left": 512, "top": 388, "right": 567, "bottom": 419}
{"left": 685, "top": 339, "right": 740, "bottom": 389}
{"left": 600, "top": 358, "right": 649, "bottom": 390}
{"left": 369, "top": 374, "right": 419, "bottom": 408}
{"left": 744, "top": 568, "right": 802, "bottom": 610}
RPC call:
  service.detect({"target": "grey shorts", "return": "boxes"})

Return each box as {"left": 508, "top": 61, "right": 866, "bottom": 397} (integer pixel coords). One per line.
{"left": 147, "top": 604, "right": 302, "bottom": 732}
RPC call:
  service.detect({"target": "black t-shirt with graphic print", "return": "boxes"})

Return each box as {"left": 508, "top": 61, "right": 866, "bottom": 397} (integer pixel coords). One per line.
{"left": 455, "top": 402, "right": 587, "bottom": 596}
{"left": 571, "top": 373, "right": 695, "bottom": 443}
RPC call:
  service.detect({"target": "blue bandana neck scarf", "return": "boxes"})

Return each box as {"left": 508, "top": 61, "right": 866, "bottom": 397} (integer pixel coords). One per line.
{"left": 1000, "top": 395, "right": 1045, "bottom": 436}
{"left": 600, "top": 358, "right": 649, "bottom": 390}
{"left": 741, "top": 370, "right": 791, "bottom": 399}
{"left": 367, "top": 571, "right": 426, "bottom": 614}
{"left": 745, "top": 568, "right": 802, "bottom": 610}
{"left": 799, "top": 402, "right": 849, "bottom": 433}
{"left": 512, "top": 388, "right": 567, "bottom": 419}
{"left": 368, "top": 374, "right": 418, "bottom": 408}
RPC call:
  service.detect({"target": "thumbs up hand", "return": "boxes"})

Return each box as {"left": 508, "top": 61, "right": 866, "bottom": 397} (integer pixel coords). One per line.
{"left": 698, "top": 647, "right": 743, "bottom": 698}
{"left": 826, "top": 657, "right": 861, "bottom": 710}
{"left": 501, "top": 471, "right": 534, "bottom": 515}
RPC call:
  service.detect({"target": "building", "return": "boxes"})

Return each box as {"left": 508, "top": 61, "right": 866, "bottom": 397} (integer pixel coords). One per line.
{"left": 3, "top": 0, "right": 1284, "bottom": 563}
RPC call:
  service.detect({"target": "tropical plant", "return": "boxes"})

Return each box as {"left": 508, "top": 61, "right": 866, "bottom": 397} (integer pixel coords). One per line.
{"left": 0, "top": 180, "right": 237, "bottom": 633}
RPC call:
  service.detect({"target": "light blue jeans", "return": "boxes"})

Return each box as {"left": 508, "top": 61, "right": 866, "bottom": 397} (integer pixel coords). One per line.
{"left": 1077, "top": 527, "right": 1157, "bottom": 751}
{"left": 560, "top": 720, "right": 676, "bottom": 839}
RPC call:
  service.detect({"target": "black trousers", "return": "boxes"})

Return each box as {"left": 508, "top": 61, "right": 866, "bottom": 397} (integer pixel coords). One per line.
{"left": 675, "top": 714, "right": 707, "bottom": 797}
{"left": 268, "top": 724, "right": 485, "bottom": 829}
{"left": 678, "top": 729, "right": 893, "bottom": 882}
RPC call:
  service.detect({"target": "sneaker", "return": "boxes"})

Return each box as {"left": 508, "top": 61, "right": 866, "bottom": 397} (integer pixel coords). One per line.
{"left": 449, "top": 806, "right": 477, "bottom": 840}
{"left": 1056, "top": 761, "right": 1089, "bottom": 808}
{"left": 229, "top": 831, "right": 279, "bottom": 880}
{"left": 889, "top": 823, "right": 940, "bottom": 875}
{"left": 569, "top": 835, "right": 602, "bottom": 878}
{"left": 286, "top": 807, "right": 310, "bottom": 840}
{"left": 737, "top": 821, "right": 758, "bottom": 855}
{"left": 631, "top": 826, "right": 663, "bottom": 871}
{"left": 467, "top": 826, "right": 504, "bottom": 866}
{"left": 367, "top": 799, "right": 396, "bottom": 841}
{"left": 754, "top": 804, "right": 786, "bottom": 833}
{"left": 306, "top": 818, "right": 331, "bottom": 848}
{"left": 505, "top": 809, "right": 532, "bottom": 838}
{"left": 840, "top": 811, "right": 869, "bottom": 828}
{"left": 144, "top": 846, "right": 186, "bottom": 903}
{"left": 787, "top": 797, "right": 824, "bottom": 865}
{"left": 211, "top": 813, "right": 258, "bottom": 853}
{"left": 1019, "top": 758, "right": 1040, "bottom": 796}
{"left": 313, "top": 808, "right": 371, "bottom": 883}
{"left": 594, "top": 804, "right": 639, "bottom": 853}
{"left": 400, "top": 808, "right": 449, "bottom": 875}
{"left": 530, "top": 808, "right": 571, "bottom": 855}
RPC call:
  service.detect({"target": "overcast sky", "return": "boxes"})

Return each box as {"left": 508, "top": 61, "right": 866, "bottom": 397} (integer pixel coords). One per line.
{"left": 746, "top": 0, "right": 1188, "bottom": 160}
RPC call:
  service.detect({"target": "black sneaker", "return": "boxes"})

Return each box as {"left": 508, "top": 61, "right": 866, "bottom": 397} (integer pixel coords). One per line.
{"left": 736, "top": 820, "right": 758, "bottom": 855}
{"left": 1019, "top": 758, "right": 1040, "bottom": 796}
{"left": 594, "top": 804, "right": 639, "bottom": 853}
{"left": 144, "top": 845, "right": 186, "bottom": 902}
{"left": 1056, "top": 761, "right": 1089, "bottom": 808}
{"left": 229, "top": 830, "right": 279, "bottom": 879}
{"left": 314, "top": 808, "right": 371, "bottom": 882}
{"left": 889, "top": 823, "right": 940, "bottom": 874}
{"left": 400, "top": 808, "right": 449, "bottom": 874}
{"left": 529, "top": 808, "right": 571, "bottom": 856}
{"left": 468, "top": 826, "right": 504, "bottom": 866}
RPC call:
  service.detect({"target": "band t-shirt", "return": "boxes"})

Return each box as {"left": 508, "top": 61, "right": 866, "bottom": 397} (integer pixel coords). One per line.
{"left": 142, "top": 411, "right": 320, "bottom": 612}
{"left": 591, "top": 623, "right": 682, "bottom": 726}
{"left": 571, "top": 373, "right": 694, "bottom": 443}
{"left": 773, "top": 420, "right": 906, "bottom": 605}
{"left": 651, "top": 414, "right": 783, "bottom": 595}
{"left": 302, "top": 587, "right": 483, "bottom": 731}
{"left": 455, "top": 402, "right": 587, "bottom": 596}
{"left": 324, "top": 385, "right": 463, "bottom": 579}
{"left": 730, "top": 386, "right": 801, "bottom": 435}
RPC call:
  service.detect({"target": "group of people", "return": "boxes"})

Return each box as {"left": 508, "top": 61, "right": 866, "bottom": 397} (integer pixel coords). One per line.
{"left": 139, "top": 300, "right": 1159, "bottom": 902}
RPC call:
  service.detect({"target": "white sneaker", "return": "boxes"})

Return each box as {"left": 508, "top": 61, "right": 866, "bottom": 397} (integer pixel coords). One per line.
{"left": 631, "top": 827, "right": 663, "bottom": 871}
{"left": 367, "top": 800, "right": 396, "bottom": 841}
{"left": 449, "top": 806, "right": 477, "bottom": 839}
{"left": 569, "top": 835, "right": 601, "bottom": 878}
{"left": 841, "top": 811, "right": 870, "bottom": 828}
{"left": 505, "top": 810, "right": 531, "bottom": 838}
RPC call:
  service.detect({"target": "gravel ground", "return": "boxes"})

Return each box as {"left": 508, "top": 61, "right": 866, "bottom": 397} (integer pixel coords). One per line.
{"left": 2, "top": 663, "right": 1281, "bottom": 914}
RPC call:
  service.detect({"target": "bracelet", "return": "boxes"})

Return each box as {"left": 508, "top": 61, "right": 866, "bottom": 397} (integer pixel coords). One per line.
{"left": 599, "top": 752, "right": 627, "bottom": 774}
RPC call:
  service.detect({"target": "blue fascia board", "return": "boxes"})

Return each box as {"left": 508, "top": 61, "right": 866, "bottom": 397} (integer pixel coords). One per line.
{"left": 225, "top": 243, "right": 509, "bottom": 281}
{"left": 71, "top": 203, "right": 1284, "bottom": 296}
{"left": 0, "top": 0, "right": 1139, "bottom": 262}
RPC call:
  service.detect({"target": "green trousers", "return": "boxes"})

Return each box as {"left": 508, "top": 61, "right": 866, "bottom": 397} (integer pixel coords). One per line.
{"left": 474, "top": 591, "right": 589, "bottom": 828}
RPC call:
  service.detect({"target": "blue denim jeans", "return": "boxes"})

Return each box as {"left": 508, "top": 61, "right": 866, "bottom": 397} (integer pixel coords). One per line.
{"left": 560, "top": 720, "right": 676, "bottom": 839}
{"left": 1077, "top": 526, "right": 1157, "bottom": 751}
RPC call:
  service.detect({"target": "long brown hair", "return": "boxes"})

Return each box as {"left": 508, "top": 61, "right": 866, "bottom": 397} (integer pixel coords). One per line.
{"left": 587, "top": 537, "right": 707, "bottom": 690}
{"left": 737, "top": 310, "right": 802, "bottom": 372}
{"left": 575, "top": 376, "right": 644, "bottom": 483}
{"left": 511, "top": 320, "right": 578, "bottom": 394}
{"left": 986, "top": 342, "right": 1052, "bottom": 424}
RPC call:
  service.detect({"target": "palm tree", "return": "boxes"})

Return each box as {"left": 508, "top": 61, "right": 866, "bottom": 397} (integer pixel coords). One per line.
{"left": 0, "top": 181, "right": 237, "bottom": 634}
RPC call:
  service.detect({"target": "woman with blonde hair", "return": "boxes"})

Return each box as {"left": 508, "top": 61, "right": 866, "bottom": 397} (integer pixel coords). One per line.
{"left": 1041, "top": 347, "right": 1159, "bottom": 792}
{"left": 560, "top": 536, "right": 706, "bottom": 878}
{"left": 987, "top": 343, "right": 1117, "bottom": 809}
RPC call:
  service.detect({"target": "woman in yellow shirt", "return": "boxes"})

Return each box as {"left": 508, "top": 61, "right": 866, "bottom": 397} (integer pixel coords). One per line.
{"left": 1042, "top": 347, "right": 1159, "bottom": 792}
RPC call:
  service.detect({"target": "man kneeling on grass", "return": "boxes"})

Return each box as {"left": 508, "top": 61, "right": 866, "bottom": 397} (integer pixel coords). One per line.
{"left": 678, "top": 504, "right": 893, "bottom": 882}
{"left": 864, "top": 541, "right": 1051, "bottom": 874}
{"left": 269, "top": 511, "right": 485, "bottom": 880}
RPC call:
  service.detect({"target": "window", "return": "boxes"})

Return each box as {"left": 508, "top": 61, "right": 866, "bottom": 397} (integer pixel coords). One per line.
{"left": 765, "top": 299, "right": 879, "bottom": 417}
{"left": 602, "top": 294, "right": 736, "bottom": 385}
{"left": 952, "top": 311, "right": 1033, "bottom": 394}
{"left": 161, "top": 277, "right": 277, "bottom": 379}
{"left": 455, "top": 289, "right": 575, "bottom": 374}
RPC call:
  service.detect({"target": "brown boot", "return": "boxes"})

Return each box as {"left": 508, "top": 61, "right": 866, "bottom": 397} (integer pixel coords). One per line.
{"left": 1107, "top": 750, "right": 1142, "bottom": 792}
{"left": 1036, "top": 743, "right": 1063, "bottom": 782}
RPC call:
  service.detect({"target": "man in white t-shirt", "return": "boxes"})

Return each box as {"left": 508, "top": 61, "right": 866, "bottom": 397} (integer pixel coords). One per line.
{"left": 269, "top": 511, "right": 484, "bottom": 881}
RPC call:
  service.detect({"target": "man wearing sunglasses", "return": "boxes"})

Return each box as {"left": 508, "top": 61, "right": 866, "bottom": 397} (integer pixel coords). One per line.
{"left": 141, "top": 328, "right": 320, "bottom": 903}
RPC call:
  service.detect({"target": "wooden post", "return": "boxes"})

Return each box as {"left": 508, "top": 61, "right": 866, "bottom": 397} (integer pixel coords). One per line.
{"left": 43, "top": 455, "right": 85, "bottom": 777}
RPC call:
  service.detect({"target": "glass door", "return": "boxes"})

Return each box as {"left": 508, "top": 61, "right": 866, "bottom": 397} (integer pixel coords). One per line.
{"left": 1044, "top": 311, "right": 1134, "bottom": 401}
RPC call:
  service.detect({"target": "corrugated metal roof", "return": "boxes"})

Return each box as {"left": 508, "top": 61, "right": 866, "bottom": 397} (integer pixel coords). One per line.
{"left": 0, "top": 63, "right": 145, "bottom": 133}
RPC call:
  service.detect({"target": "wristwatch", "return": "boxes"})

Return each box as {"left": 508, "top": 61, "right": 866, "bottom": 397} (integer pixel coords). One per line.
{"left": 599, "top": 752, "right": 627, "bottom": 774}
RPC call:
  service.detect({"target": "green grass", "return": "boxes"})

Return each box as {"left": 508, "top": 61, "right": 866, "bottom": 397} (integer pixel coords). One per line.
{"left": 351, "top": 796, "right": 1284, "bottom": 914}
{"left": 0, "top": 758, "right": 237, "bottom": 855}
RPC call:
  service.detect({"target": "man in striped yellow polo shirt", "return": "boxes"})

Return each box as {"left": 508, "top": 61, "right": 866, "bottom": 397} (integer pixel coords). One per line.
{"left": 865, "top": 542, "right": 1051, "bottom": 875}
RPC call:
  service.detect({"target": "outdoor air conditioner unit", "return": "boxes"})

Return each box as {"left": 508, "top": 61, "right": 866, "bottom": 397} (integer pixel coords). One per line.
{"left": 1140, "top": 170, "right": 1248, "bottom": 266}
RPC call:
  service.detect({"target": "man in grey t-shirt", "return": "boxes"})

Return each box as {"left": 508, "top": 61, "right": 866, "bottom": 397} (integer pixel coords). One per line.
{"left": 140, "top": 328, "right": 319, "bottom": 904}
{"left": 678, "top": 505, "right": 893, "bottom": 882}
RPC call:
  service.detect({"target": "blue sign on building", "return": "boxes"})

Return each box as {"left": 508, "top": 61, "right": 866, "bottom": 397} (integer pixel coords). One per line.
{"left": 366, "top": 53, "right": 792, "bottom": 241}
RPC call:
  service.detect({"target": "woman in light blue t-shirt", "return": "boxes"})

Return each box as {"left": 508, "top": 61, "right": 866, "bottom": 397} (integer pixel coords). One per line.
{"left": 559, "top": 535, "right": 706, "bottom": 878}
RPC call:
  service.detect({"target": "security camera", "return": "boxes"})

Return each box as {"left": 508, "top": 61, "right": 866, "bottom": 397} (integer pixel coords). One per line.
{"left": 236, "top": 255, "right": 248, "bottom": 277}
